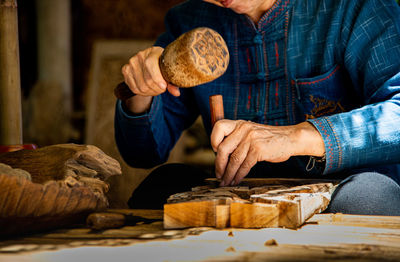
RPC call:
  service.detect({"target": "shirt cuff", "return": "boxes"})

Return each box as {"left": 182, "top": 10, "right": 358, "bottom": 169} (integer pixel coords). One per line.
{"left": 307, "top": 117, "right": 343, "bottom": 175}
{"left": 116, "top": 96, "right": 162, "bottom": 125}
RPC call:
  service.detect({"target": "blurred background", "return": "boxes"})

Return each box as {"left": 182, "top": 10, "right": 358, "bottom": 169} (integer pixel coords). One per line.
{"left": 15, "top": 0, "right": 214, "bottom": 208}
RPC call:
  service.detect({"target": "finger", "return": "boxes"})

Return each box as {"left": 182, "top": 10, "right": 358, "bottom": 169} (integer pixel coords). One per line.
{"left": 146, "top": 47, "right": 168, "bottom": 89}
{"left": 210, "top": 120, "right": 236, "bottom": 152}
{"left": 122, "top": 64, "right": 137, "bottom": 92}
{"left": 214, "top": 122, "right": 247, "bottom": 179}
{"left": 220, "top": 142, "right": 250, "bottom": 186}
{"left": 212, "top": 121, "right": 237, "bottom": 179}
{"left": 143, "top": 68, "right": 166, "bottom": 94}
{"left": 231, "top": 149, "right": 258, "bottom": 186}
{"left": 130, "top": 58, "right": 158, "bottom": 96}
{"left": 167, "top": 84, "right": 181, "bottom": 97}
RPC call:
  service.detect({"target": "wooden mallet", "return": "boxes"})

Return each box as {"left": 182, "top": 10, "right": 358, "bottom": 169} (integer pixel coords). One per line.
{"left": 114, "top": 27, "right": 230, "bottom": 100}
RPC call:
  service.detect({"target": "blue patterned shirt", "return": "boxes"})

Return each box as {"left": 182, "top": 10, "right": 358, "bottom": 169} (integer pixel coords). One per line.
{"left": 115, "top": 0, "right": 400, "bottom": 178}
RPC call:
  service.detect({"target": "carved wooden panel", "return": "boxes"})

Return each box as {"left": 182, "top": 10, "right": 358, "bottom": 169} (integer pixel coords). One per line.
{"left": 164, "top": 178, "right": 338, "bottom": 229}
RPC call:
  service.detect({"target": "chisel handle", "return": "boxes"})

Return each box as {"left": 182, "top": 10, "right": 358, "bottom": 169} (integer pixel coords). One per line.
{"left": 209, "top": 94, "right": 224, "bottom": 128}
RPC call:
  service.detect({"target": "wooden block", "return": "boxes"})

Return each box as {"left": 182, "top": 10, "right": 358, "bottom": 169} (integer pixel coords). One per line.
{"left": 164, "top": 200, "right": 218, "bottom": 229}
{"left": 296, "top": 193, "right": 330, "bottom": 223}
{"left": 253, "top": 195, "right": 300, "bottom": 228}
{"left": 215, "top": 205, "right": 230, "bottom": 229}
{"left": 252, "top": 192, "right": 331, "bottom": 229}
{"left": 164, "top": 179, "right": 338, "bottom": 230}
{"left": 230, "top": 202, "right": 279, "bottom": 228}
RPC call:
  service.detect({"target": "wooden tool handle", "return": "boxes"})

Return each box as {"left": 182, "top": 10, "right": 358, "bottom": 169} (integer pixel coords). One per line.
{"left": 209, "top": 94, "right": 224, "bottom": 127}
{"left": 87, "top": 212, "right": 126, "bottom": 230}
{"left": 114, "top": 82, "right": 135, "bottom": 101}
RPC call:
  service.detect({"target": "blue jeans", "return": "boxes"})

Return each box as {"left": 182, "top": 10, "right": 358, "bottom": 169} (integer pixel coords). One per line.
{"left": 129, "top": 163, "right": 400, "bottom": 216}
{"left": 326, "top": 172, "right": 400, "bottom": 215}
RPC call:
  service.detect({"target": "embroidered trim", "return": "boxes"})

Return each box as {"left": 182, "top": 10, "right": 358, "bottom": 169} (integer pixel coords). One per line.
{"left": 326, "top": 118, "right": 342, "bottom": 169}
{"left": 260, "top": 0, "right": 291, "bottom": 27}
{"left": 313, "top": 119, "right": 335, "bottom": 172}
{"left": 296, "top": 65, "right": 341, "bottom": 86}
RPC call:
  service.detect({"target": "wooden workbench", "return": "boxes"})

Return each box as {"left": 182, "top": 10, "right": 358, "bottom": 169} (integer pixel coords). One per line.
{"left": 1, "top": 209, "right": 400, "bottom": 261}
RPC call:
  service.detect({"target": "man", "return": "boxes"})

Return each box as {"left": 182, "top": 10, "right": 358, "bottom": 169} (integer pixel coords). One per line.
{"left": 115, "top": 0, "right": 400, "bottom": 214}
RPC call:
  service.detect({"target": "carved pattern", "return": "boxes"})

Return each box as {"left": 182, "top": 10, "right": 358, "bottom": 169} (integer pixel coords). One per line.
{"left": 191, "top": 28, "right": 229, "bottom": 77}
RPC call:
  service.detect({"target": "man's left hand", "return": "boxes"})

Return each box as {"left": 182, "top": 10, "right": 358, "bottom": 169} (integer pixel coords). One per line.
{"left": 210, "top": 120, "right": 325, "bottom": 186}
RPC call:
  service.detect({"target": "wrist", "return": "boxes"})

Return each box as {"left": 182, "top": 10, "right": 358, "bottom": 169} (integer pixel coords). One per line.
{"left": 293, "top": 122, "right": 326, "bottom": 157}
{"left": 123, "top": 95, "right": 153, "bottom": 115}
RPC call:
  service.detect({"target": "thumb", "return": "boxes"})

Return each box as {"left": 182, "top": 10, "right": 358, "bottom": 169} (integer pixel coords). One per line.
{"left": 210, "top": 119, "right": 236, "bottom": 152}
{"left": 167, "top": 84, "right": 181, "bottom": 97}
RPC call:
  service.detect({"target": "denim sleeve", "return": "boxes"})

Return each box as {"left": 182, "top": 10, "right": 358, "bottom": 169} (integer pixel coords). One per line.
{"left": 115, "top": 88, "right": 200, "bottom": 168}
{"left": 114, "top": 7, "right": 200, "bottom": 168}
{"left": 308, "top": 0, "right": 400, "bottom": 174}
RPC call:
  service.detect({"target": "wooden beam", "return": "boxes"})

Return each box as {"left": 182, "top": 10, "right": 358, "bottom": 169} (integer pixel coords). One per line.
{"left": 0, "top": 0, "right": 23, "bottom": 145}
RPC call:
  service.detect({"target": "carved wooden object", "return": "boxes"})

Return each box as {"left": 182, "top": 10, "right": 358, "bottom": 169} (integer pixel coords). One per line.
{"left": 0, "top": 144, "right": 122, "bottom": 236}
{"left": 164, "top": 178, "right": 337, "bottom": 229}
{"left": 160, "top": 27, "right": 229, "bottom": 87}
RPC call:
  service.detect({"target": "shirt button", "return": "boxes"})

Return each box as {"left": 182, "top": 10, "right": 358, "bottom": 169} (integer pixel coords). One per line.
{"left": 257, "top": 72, "right": 265, "bottom": 80}
{"left": 253, "top": 34, "right": 263, "bottom": 44}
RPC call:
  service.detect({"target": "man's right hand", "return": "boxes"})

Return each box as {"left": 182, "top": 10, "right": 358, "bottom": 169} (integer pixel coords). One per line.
{"left": 121, "top": 46, "right": 180, "bottom": 114}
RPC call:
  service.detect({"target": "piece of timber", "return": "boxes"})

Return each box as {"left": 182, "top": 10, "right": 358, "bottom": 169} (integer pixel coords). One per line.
{"left": 0, "top": 144, "right": 122, "bottom": 237}
{"left": 163, "top": 178, "right": 338, "bottom": 229}
{"left": 164, "top": 198, "right": 232, "bottom": 229}
{"left": 230, "top": 202, "right": 279, "bottom": 228}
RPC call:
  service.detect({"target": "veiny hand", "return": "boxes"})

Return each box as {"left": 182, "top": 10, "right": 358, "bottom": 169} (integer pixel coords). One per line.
{"left": 121, "top": 46, "right": 180, "bottom": 97}
{"left": 210, "top": 120, "right": 325, "bottom": 186}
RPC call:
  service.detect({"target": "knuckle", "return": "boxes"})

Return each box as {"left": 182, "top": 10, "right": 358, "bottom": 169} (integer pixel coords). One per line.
{"left": 137, "top": 50, "right": 146, "bottom": 58}
{"left": 143, "top": 76, "right": 153, "bottom": 86}
{"left": 143, "top": 58, "right": 152, "bottom": 69}
{"left": 252, "top": 143, "right": 262, "bottom": 152}
{"left": 121, "top": 64, "right": 128, "bottom": 75}
{"left": 242, "top": 121, "right": 253, "bottom": 129}
{"left": 241, "top": 160, "right": 253, "bottom": 170}
{"left": 237, "top": 120, "right": 251, "bottom": 131}
{"left": 218, "top": 146, "right": 229, "bottom": 156}
{"left": 230, "top": 152, "right": 242, "bottom": 164}
{"left": 248, "top": 145, "right": 257, "bottom": 155}
{"left": 129, "top": 56, "right": 137, "bottom": 65}
{"left": 248, "top": 129, "right": 256, "bottom": 139}
{"left": 214, "top": 121, "right": 224, "bottom": 131}
{"left": 214, "top": 120, "right": 222, "bottom": 128}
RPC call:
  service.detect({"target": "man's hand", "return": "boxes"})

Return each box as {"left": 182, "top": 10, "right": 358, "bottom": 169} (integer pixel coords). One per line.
{"left": 210, "top": 120, "right": 325, "bottom": 186}
{"left": 121, "top": 46, "right": 180, "bottom": 114}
